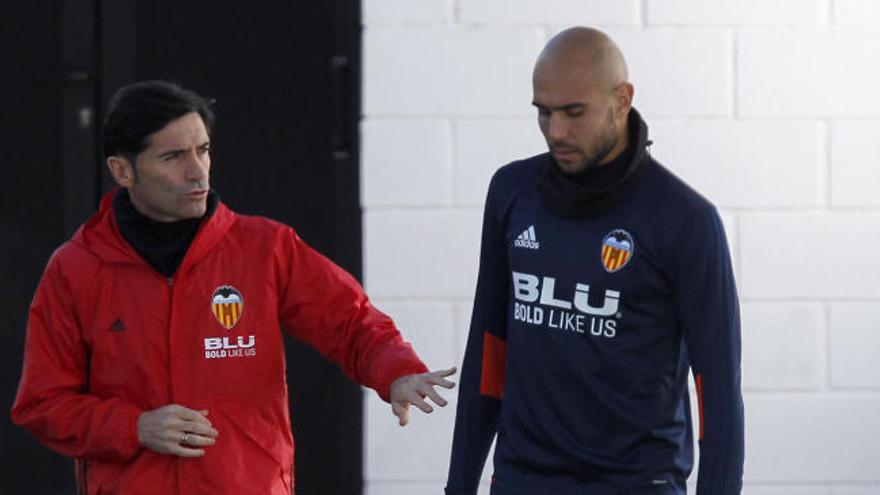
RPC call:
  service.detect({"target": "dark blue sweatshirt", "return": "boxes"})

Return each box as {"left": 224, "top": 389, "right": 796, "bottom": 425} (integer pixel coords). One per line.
{"left": 446, "top": 110, "right": 744, "bottom": 495}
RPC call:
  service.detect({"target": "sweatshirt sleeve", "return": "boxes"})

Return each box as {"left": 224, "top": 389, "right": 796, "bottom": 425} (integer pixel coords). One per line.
{"left": 671, "top": 207, "right": 744, "bottom": 494}
{"left": 446, "top": 174, "right": 510, "bottom": 495}
{"left": 11, "top": 254, "right": 144, "bottom": 461}
{"left": 276, "top": 229, "right": 427, "bottom": 402}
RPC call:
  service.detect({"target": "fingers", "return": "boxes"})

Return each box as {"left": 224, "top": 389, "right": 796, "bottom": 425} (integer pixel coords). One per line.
{"left": 432, "top": 367, "right": 458, "bottom": 378}
{"left": 172, "top": 406, "right": 213, "bottom": 426}
{"left": 138, "top": 404, "right": 219, "bottom": 458}
{"left": 171, "top": 444, "right": 207, "bottom": 458}
{"left": 424, "top": 386, "right": 448, "bottom": 408}
{"left": 392, "top": 401, "right": 409, "bottom": 426}
{"left": 425, "top": 367, "right": 457, "bottom": 389}
{"left": 388, "top": 366, "right": 459, "bottom": 425}
{"left": 408, "top": 394, "right": 434, "bottom": 414}
{"left": 179, "top": 419, "right": 219, "bottom": 439}
{"left": 181, "top": 432, "right": 216, "bottom": 448}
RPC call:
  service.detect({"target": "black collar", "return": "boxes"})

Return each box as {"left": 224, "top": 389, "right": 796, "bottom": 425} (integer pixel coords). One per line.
{"left": 536, "top": 108, "right": 651, "bottom": 219}
{"left": 113, "top": 189, "right": 219, "bottom": 277}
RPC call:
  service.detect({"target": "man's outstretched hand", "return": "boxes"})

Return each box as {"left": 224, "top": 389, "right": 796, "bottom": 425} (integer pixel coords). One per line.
{"left": 389, "top": 367, "right": 457, "bottom": 426}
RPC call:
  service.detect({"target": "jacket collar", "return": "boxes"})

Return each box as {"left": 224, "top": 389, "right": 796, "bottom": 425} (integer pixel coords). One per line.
{"left": 73, "top": 188, "right": 236, "bottom": 272}
{"left": 536, "top": 107, "right": 651, "bottom": 219}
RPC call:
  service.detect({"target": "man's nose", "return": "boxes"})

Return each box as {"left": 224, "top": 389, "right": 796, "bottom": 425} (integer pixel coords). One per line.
{"left": 547, "top": 114, "right": 568, "bottom": 141}
{"left": 185, "top": 151, "right": 209, "bottom": 181}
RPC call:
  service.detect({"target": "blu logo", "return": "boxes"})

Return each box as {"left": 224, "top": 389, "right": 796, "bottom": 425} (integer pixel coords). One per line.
{"left": 512, "top": 272, "right": 620, "bottom": 317}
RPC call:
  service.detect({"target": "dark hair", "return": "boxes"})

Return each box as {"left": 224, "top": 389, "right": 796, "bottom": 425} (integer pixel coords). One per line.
{"left": 101, "top": 80, "right": 215, "bottom": 159}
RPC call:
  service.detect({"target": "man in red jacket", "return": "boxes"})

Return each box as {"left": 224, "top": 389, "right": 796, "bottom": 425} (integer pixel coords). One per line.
{"left": 11, "top": 80, "right": 454, "bottom": 494}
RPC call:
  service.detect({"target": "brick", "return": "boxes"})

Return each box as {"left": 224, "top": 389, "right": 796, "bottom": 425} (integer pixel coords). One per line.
{"left": 362, "top": 118, "right": 452, "bottom": 208}
{"left": 364, "top": 392, "right": 457, "bottom": 480}
{"left": 455, "top": 299, "right": 476, "bottom": 360}
{"left": 835, "top": 0, "right": 880, "bottom": 25}
{"left": 832, "top": 487, "right": 880, "bottom": 495}
{"left": 831, "top": 121, "right": 880, "bottom": 208}
{"left": 719, "top": 211, "right": 739, "bottom": 278}
{"left": 739, "top": 30, "right": 880, "bottom": 117}
{"left": 365, "top": 482, "right": 443, "bottom": 495}
{"left": 365, "top": 394, "right": 496, "bottom": 484}
{"left": 741, "top": 303, "right": 825, "bottom": 390}
{"left": 744, "top": 394, "right": 880, "bottom": 481}
{"left": 651, "top": 120, "right": 824, "bottom": 208}
{"left": 831, "top": 302, "right": 880, "bottom": 389}
{"left": 365, "top": 482, "right": 493, "bottom": 495}
{"left": 743, "top": 487, "right": 831, "bottom": 495}
{"left": 740, "top": 212, "right": 880, "bottom": 299}
{"left": 454, "top": 118, "right": 546, "bottom": 207}
{"left": 647, "top": 0, "right": 826, "bottom": 25}
{"left": 364, "top": 209, "right": 482, "bottom": 298}
{"left": 460, "top": 0, "right": 638, "bottom": 25}
{"left": 363, "top": 0, "right": 453, "bottom": 25}
{"left": 371, "top": 300, "right": 457, "bottom": 369}
{"left": 609, "top": 28, "right": 732, "bottom": 117}
{"left": 364, "top": 27, "right": 544, "bottom": 116}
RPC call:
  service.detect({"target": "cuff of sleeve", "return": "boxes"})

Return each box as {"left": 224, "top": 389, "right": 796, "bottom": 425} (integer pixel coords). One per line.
{"left": 374, "top": 359, "right": 429, "bottom": 402}
{"left": 120, "top": 403, "right": 145, "bottom": 460}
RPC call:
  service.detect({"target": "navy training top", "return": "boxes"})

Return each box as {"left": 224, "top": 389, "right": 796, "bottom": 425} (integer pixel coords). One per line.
{"left": 446, "top": 109, "right": 744, "bottom": 495}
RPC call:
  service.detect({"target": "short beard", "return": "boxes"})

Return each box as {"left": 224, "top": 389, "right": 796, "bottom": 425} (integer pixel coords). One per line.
{"left": 580, "top": 107, "right": 619, "bottom": 170}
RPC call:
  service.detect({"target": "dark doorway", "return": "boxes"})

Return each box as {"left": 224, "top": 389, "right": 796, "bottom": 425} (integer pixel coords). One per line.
{"left": 1, "top": 1, "right": 362, "bottom": 494}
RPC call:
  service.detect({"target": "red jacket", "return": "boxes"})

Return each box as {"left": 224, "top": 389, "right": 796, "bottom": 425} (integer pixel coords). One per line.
{"left": 12, "top": 191, "right": 427, "bottom": 494}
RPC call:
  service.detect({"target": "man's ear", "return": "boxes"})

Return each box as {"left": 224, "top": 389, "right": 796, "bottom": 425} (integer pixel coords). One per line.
{"left": 614, "top": 82, "right": 634, "bottom": 120}
{"left": 107, "top": 156, "right": 136, "bottom": 187}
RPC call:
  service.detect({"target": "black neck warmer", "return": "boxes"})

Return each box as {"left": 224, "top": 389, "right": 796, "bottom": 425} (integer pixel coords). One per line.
{"left": 536, "top": 108, "right": 651, "bottom": 219}
{"left": 113, "top": 189, "right": 219, "bottom": 278}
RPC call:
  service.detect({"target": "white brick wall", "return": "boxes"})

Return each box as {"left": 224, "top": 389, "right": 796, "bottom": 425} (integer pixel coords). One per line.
{"left": 460, "top": 0, "right": 639, "bottom": 25}
{"left": 745, "top": 395, "right": 880, "bottom": 481}
{"left": 741, "top": 303, "right": 825, "bottom": 390}
{"left": 650, "top": 120, "right": 824, "bottom": 208}
{"left": 738, "top": 30, "right": 880, "bottom": 117}
{"left": 647, "top": 0, "right": 827, "bottom": 25}
{"left": 831, "top": 121, "right": 880, "bottom": 208}
{"left": 740, "top": 212, "right": 880, "bottom": 299}
{"left": 611, "top": 28, "right": 733, "bottom": 117}
{"left": 830, "top": 302, "right": 880, "bottom": 389}
{"left": 835, "top": 0, "right": 880, "bottom": 25}
{"left": 362, "top": 0, "right": 453, "bottom": 25}
{"left": 362, "top": 119, "right": 453, "bottom": 207}
{"left": 362, "top": 1, "right": 880, "bottom": 493}
{"left": 454, "top": 118, "right": 546, "bottom": 206}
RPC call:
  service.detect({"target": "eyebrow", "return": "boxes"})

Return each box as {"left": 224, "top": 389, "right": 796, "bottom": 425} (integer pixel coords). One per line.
{"left": 156, "top": 140, "right": 211, "bottom": 159}
{"left": 531, "top": 101, "right": 587, "bottom": 112}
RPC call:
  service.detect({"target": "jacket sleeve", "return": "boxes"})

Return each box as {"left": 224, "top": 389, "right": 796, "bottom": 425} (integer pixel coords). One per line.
{"left": 276, "top": 229, "right": 427, "bottom": 402}
{"left": 671, "top": 207, "right": 744, "bottom": 494}
{"left": 11, "top": 253, "right": 144, "bottom": 461}
{"left": 446, "top": 174, "right": 510, "bottom": 495}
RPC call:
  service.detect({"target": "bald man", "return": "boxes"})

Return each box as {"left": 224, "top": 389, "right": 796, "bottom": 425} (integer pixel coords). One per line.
{"left": 446, "top": 27, "right": 744, "bottom": 494}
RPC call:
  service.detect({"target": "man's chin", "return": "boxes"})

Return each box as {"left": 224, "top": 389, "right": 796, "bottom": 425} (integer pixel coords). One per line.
{"left": 554, "top": 158, "right": 590, "bottom": 175}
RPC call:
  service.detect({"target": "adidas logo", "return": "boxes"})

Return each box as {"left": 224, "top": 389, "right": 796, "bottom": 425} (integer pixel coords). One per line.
{"left": 109, "top": 318, "right": 127, "bottom": 332}
{"left": 514, "top": 225, "right": 540, "bottom": 250}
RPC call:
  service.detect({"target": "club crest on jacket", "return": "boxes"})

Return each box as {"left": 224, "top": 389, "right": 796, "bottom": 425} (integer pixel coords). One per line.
{"left": 212, "top": 285, "right": 244, "bottom": 329}
{"left": 601, "top": 229, "right": 634, "bottom": 273}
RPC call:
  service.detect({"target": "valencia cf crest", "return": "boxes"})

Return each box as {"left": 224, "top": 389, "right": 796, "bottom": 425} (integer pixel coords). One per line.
{"left": 601, "top": 229, "right": 634, "bottom": 273}
{"left": 212, "top": 285, "right": 244, "bottom": 330}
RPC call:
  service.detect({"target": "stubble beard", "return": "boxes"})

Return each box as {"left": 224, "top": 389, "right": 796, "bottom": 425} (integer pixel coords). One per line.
{"left": 556, "top": 108, "right": 620, "bottom": 174}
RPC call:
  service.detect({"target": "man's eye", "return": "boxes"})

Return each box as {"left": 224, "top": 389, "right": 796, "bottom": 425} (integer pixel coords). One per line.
{"left": 566, "top": 109, "right": 584, "bottom": 117}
